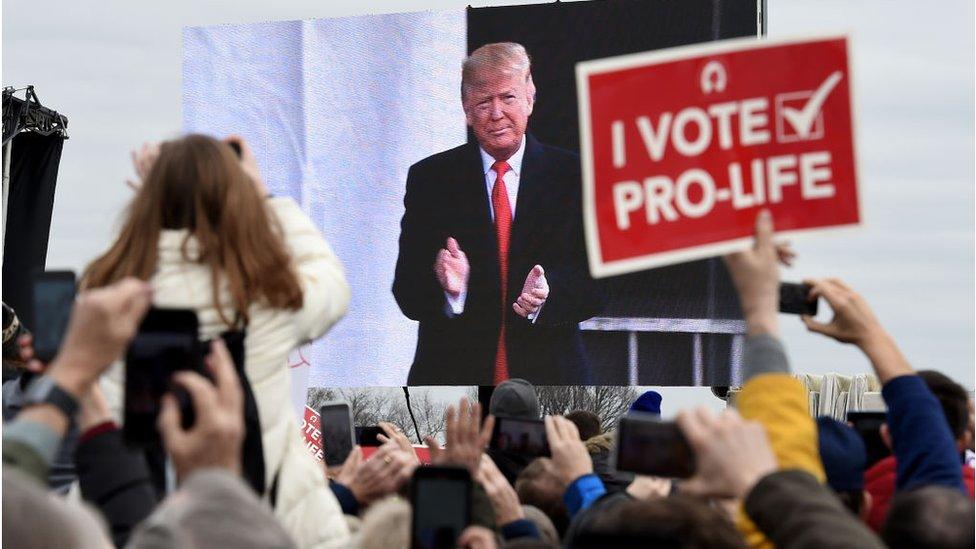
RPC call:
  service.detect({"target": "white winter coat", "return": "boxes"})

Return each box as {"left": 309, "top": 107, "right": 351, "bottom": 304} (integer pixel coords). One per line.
{"left": 102, "top": 197, "right": 352, "bottom": 548}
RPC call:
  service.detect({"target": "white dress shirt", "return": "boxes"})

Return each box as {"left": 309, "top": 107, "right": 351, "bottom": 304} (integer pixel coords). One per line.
{"left": 445, "top": 137, "right": 538, "bottom": 320}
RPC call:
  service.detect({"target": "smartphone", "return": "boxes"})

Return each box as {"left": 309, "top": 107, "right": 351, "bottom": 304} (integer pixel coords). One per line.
{"left": 227, "top": 140, "right": 242, "bottom": 157}
{"left": 320, "top": 402, "right": 355, "bottom": 466}
{"left": 489, "top": 416, "right": 549, "bottom": 458}
{"left": 356, "top": 425, "right": 384, "bottom": 447}
{"left": 124, "top": 308, "right": 205, "bottom": 446}
{"left": 30, "top": 270, "right": 76, "bottom": 362}
{"left": 847, "top": 411, "right": 891, "bottom": 468}
{"left": 613, "top": 412, "right": 695, "bottom": 478}
{"left": 779, "top": 282, "right": 818, "bottom": 316}
{"left": 410, "top": 466, "right": 471, "bottom": 549}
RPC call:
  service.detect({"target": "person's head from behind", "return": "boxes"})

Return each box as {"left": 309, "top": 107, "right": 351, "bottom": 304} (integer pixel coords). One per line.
{"left": 83, "top": 134, "right": 302, "bottom": 324}
{"left": 816, "top": 416, "right": 871, "bottom": 519}
{"left": 630, "top": 390, "right": 662, "bottom": 416}
{"left": 917, "top": 370, "right": 972, "bottom": 456}
{"left": 570, "top": 495, "right": 745, "bottom": 548}
{"left": 358, "top": 496, "right": 411, "bottom": 549}
{"left": 3, "top": 469, "right": 112, "bottom": 549}
{"left": 515, "top": 457, "right": 569, "bottom": 535}
{"left": 461, "top": 42, "right": 536, "bottom": 161}
{"left": 521, "top": 505, "right": 560, "bottom": 546}
{"left": 127, "top": 469, "right": 295, "bottom": 549}
{"left": 565, "top": 410, "right": 602, "bottom": 441}
{"left": 490, "top": 378, "right": 540, "bottom": 420}
{"left": 881, "top": 485, "right": 974, "bottom": 549}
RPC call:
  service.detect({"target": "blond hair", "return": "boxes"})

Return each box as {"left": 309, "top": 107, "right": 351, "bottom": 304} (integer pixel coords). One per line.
{"left": 461, "top": 42, "right": 534, "bottom": 100}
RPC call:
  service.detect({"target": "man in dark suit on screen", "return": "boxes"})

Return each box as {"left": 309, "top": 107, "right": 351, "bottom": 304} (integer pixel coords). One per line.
{"left": 393, "top": 42, "right": 604, "bottom": 386}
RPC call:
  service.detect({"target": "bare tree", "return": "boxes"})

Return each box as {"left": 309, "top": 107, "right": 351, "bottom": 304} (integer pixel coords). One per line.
{"left": 390, "top": 390, "right": 449, "bottom": 444}
{"left": 306, "top": 386, "right": 455, "bottom": 444}
{"left": 535, "top": 386, "right": 639, "bottom": 433}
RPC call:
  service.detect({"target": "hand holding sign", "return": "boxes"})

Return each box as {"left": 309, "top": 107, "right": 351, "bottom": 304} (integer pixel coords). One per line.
{"left": 435, "top": 237, "right": 469, "bottom": 297}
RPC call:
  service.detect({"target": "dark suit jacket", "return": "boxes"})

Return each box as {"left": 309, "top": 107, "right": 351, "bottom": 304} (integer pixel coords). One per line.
{"left": 393, "top": 134, "right": 604, "bottom": 385}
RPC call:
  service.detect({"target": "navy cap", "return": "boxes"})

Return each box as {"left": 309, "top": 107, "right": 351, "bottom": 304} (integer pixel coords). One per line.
{"left": 817, "top": 416, "right": 867, "bottom": 492}
{"left": 629, "top": 390, "right": 662, "bottom": 416}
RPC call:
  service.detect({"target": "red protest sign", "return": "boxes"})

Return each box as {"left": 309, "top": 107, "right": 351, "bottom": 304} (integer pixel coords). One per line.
{"left": 302, "top": 405, "right": 324, "bottom": 462}
{"left": 301, "top": 405, "right": 432, "bottom": 464}
{"left": 576, "top": 35, "right": 860, "bottom": 277}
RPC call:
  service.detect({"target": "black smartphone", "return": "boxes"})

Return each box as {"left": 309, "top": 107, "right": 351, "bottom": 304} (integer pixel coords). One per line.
{"left": 847, "top": 411, "right": 891, "bottom": 468}
{"left": 356, "top": 425, "right": 384, "bottom": 447}
{"left": 228, "top": 140, "right": 242, "bottom": 157}
{"left": 30, "top": 270, "right": 76, "bottom": 362}
{"left": 124, "top": 308, "right": 205, "bottom": 446}
{"left": 490, "top": 416, "right": 549, "bottom": 458}
{"left": 320, "top": 402, "right": 355, "bottom": 466}
{"left": 779, "top": 282, "right": 818, "bottom": 316}
{"left": 613, "top": 413, "right": 695, "bottom": 478}
{"left": 410, "top": 466, "right": 471, "bottom": 549}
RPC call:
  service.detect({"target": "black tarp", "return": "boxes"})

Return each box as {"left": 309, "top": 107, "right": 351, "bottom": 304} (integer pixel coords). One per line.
{"left": 3, "top": 131, "right": 65, "bottom": 329}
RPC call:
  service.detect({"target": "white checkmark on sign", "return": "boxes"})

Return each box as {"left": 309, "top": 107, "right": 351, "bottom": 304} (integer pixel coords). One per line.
{"left": 780, "top": 71, "right": 843, "bottom": 138}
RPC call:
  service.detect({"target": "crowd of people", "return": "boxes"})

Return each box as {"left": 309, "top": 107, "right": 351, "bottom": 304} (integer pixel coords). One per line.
{"left": 2, "top": 130, "right": 974, "bottom": 548}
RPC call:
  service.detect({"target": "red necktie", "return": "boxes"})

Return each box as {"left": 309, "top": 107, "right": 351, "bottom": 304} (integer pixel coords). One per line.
{"left": 491, "top": 160, "right": 513, "bottom": 384}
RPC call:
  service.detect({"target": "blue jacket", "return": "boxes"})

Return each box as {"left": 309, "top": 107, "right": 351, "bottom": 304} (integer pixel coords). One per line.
{"left": 882, "top": 375, "right": 965, "bottom": 492}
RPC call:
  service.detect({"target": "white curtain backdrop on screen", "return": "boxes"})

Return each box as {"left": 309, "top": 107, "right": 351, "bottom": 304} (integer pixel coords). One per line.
{"left": 183, "top": 9, "right": 467, "bottom": 387}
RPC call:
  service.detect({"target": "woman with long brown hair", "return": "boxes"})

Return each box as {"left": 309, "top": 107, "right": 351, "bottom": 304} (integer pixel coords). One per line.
{"left": 87, "top": 134, "right": 351, "bottom": 547}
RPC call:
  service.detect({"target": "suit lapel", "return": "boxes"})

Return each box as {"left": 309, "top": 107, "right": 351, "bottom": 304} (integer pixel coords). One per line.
{"left": 458, "top": 142, "right": 502, "bottom": 306}
{"left": 508, "top": 134, "right": 544, "bottom": 295}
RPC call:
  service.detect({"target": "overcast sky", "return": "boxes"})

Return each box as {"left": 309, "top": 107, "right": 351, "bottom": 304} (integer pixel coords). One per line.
{"left": 3, "top": 0, "right": 972, "bottom": 413}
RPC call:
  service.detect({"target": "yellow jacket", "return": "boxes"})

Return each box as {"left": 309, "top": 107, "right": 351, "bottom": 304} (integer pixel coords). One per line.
{"left": 736, "top": 373, "right": 826, "bottom": 548}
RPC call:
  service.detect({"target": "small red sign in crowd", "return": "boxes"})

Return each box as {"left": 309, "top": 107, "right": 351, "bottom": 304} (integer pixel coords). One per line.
{"left": 301, "top": 405, "right": 432, "bottom": 464}
{"left": 301, "top": 405, "right": 325, "bottom": 462}
{"left": 576, "top": 35, "right": 860, "bottom": 277}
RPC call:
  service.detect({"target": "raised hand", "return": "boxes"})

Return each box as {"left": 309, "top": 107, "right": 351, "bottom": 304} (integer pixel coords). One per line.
{"left": 343, "top": 440, "right": 417, "bottom": 506}
{"left": 800, "top": 278, "right": 911, "bottom": 383}
{"left": 676, "top": 407, "right": 777, "bottom": 499}
{"left": 157, "top": 340, "right": 245, "bottom": 482}
{"left": 434, "top": 237, "right": 470, "bottom": 298}
{"left": 426, "top": 397, "right": 494, "bottom": 475}
{"left": 513, "top": 264, "right": 549, "bottom": 318}
{"left": 47, "top": 277, "right": 153, "bottom": 397}
{"left": 377, "top": 421, "right": 421, "bottom": 465}
{"left": 126, "top": 142, "right": 160, "bottom": 191}
{"left": 476, "top": 454, "right": 524, "bottom": 525}
{"left": 544, "top": 415, "right": 593, "bottom": 486}
{"left": 800, "top": 278, "right": 884, "bottom": 346}
{"left": 224, "top": 135, "right": 270, "bottom": 198}
{"left": 723, "top": 210, "right": 780, "bottom": 336}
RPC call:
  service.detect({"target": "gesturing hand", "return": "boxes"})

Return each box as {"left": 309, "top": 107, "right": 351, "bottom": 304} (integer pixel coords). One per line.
{"left": 377, "top": 421, "right": 421, "bottom": 465}
{"left": 224, "top": 135, "right": 270, "bottom": 198}
{"left": 800, "top": 277, "right": 911, "bottom": 383}
{"left": 544, "top": 415, "right": 593, "bottom": 487}
{"left": 47, "top": 277, "right": 153, "bottom": 397}
{"left": 676, "top": 407, "right": 777, "bottom": 499}
{"left": 126, "top": 142, "right": 160, "bottom": 191}
{"left": 345, "top": 440, "right": 417, "bottom": 506}
{"left": 158, "top": 340, "right": 245, "bottom": 482}
{"left": 17, "top": 334, "right": 49, "bottom": 375}
{"left": 435, "top": 237, "right": 470, "bottom": 298}
{"left": 426, "top": 397, "right": 494, "bottom": 476}
{"left": 476, "top": 454, "right": 524, "bottom": 526}
{"left": 513, "top": 265, "right": 549, "bottom": 318}
{"left": 800, "top": 278, "right": 885, "bottom": 347}
{"left": 626, "top": 475, "right": 672, "bottom": 500}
